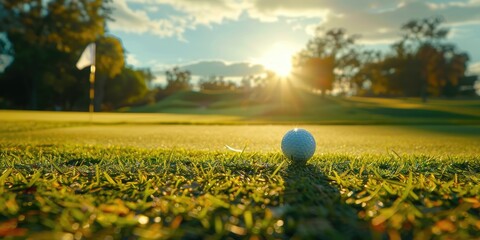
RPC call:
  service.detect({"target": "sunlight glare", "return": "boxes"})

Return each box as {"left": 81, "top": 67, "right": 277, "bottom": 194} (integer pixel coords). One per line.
{"left": 256, "top": 42, "right": 298, "bottom": 77}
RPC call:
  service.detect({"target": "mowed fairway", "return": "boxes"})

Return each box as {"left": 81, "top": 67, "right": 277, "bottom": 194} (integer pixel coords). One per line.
{"left": 2, "top": 124, "right": 480, "bottom": 156}
{"left": 0, "top": 111, "right": 479, "bottom": 239}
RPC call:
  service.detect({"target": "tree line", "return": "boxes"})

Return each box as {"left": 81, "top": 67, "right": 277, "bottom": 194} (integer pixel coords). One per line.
{"left": 0, "top": 1, "right": 475, "bottom": 111}
{"left": 0, "top": 0, "right": 153, "bottom": 110}
{"left": 157, "top": 16, "right": 475, "bottom": 104}
{"left": 295, "top": 16, "right": 473, "bottom": 101}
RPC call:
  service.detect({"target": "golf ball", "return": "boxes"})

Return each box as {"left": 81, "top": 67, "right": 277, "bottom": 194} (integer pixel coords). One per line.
{"left": 281, "top": 128, "right": 316, "bottom": 163}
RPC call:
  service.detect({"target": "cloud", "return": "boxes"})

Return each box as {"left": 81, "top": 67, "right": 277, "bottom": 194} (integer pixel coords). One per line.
{"left": 152, "top": 60, "right": 265, "bottom": 77}
{"left": 246, "top": 0, "right": 480, "bottom": 43}
{"left": 146, "top": 0, "right": 244, "bottom": 25}
{"left": 145, "top": 6, "right": 159, "bottom": 13}
{"left": 126, "top": 53, "right": 140, "bottom": 66}
{"left": 110, "top": 0, "right": 243, "bottom": 40}
{"left": 110, "top": 0, "right": 480, "bottom": 43}
{"left": 180, "top": 60, "right": 265, "bottom": 76}
{"left": 245, "top": 0, "right": 330, "bottom": 22}
{"left": 468, "top": 61, "right": 480, "bottom": 75}
{"left": 109, "top": 0, "right": 189, "bottom": 40}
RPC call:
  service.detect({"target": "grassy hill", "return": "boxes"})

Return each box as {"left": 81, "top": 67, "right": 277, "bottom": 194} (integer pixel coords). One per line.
{"left": 127, "top": 90, "right": 480, "bottom": 125}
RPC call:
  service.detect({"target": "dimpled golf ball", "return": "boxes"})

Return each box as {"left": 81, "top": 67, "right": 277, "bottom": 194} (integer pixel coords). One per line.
{"left": 281, "top": 128, "right": 316, "bottom": 163}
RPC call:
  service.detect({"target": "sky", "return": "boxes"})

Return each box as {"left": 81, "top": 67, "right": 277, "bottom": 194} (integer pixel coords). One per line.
{"left": 10, "top": 0, "right": 480, "bottom": 83}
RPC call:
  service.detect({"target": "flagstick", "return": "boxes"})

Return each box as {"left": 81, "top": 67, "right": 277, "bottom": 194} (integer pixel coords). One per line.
{"left": 89, "top": 65, "right": 96, "bottom": 122}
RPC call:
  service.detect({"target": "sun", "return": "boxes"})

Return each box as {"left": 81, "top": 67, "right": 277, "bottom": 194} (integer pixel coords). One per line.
{"left": 256, "top": 42, "right": 298, "bottom": 77}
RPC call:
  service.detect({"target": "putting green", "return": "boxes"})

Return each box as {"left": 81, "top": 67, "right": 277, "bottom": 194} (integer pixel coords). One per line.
{"left": 2, "top": 123, "right": 479, "bottom": 156}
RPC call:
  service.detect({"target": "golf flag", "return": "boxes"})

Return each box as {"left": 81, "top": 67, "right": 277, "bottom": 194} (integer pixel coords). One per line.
{"left": 76, "top": 43, "right": 97, "bottom": 113}
{"left": 76, "top": 43, "right": 96, "bottom": 70}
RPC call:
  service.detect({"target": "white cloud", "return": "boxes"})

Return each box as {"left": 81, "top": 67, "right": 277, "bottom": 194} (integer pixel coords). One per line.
{"left": 109, "top": 0, "right": 245, "bottom": 40}
{"left": 145, "top": 6, "right": 159, "bottom": 12}
{"left": 109, "top": 0, "right": 189, "bottom": 40}
{"left": 468, "top": 61, "right": 480, "bottom": 75}
{"left": 110, "top": 0, "right": 480, "bottom": 43}
{"left": 150, "top": 0, "right": 244, "bottom": 25}
{"left": 245, "top": 0, "right": 330, "bottom": 22}
{"left": 244, "top": 0, "right": 480, "bottom": 43}
{"left": 126, "top": 53, "right": 140, "bottom": 66}
{"left": 180, "top": 60, "right": 265, "bottom": 76}
{"left": 151, "top": 59, "right": 264, "bottom": 76}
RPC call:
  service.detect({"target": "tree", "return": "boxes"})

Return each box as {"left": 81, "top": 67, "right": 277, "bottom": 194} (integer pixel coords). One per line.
{"left": 297, "top": 28, "right": 359, "bottom": 96}
{"left": 138, "top": 68, "right": 155, "bottom": 89}
{"left": 0, "top": 0, "right": 111, "bottom": 109}
{"left": 164, "top": 67, "right": 192, "bottom": 93}
{"left": 303, "top": 56, "right": 335, "bottom": 95}
{"left": 199, "top": 76, "right": 236, "bottom": 91}
{"left": 104, "top": 66, "right": 148, "bottom": 110}
{"left": 351, "top": 50, "right": 385, "bottom": 96}
{"left": 354, "top": 17, "right": 470, "bottom": 100}
{"left": 397, "top": 16, "right": 469, "bottom": 101}
{"left": 93, "top": 35, "right": 125, "bottom": 111}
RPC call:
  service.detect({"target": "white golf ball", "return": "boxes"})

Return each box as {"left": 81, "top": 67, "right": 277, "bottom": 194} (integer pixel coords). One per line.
{"left": 281, "top": 128, "right": 316, "bottom": 163}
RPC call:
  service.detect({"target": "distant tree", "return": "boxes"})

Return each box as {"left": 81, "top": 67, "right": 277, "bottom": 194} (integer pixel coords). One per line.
{"left": 441, "top": 48, "right": 469, "bottom": 97}
{"left": 199, "top": 76, "right": 236, "bottom": 91}
{"left": 93, "top": 36, "right": 125, "bottom": 111}
{"left": 104, "top": 66, "right": 148, "bottom": 110}
{"left": 164, "top": 67, "right": 191, "bottom": 93}
{"left": 420, "top": 43, "right": 468, "bottom": 98}
{"left": 0, "top": 35, "right": 13, "bottom": 68}
{"left": 354, "top": 17, "right": 470, "bottom": 100}
{"left": 138, "top": 68, "right": 155, "bottom": 89}
{"left": 297, "top": 28, "right": 359, "bottom": 96}
{"left": 302, "top": 56, "right": 335, "bottom": 95}
{"left": 238, "top": 73, "right": 275, "bottom": 92}
{"left": 247, "top": 71, "right": 284, "bottom": 102}
{"left": 239, "top": 75, "right": 254, "bottom": 91}
{"left": 351, "top": 50, "right": 385, "bottom": 96}
{"left": 0, "top": 0, "right": 111, "bottom": 109}
{"left": 396, "top": 17, "right": 469, "bottom": 101}
{"left": 358, "top": 44, "right": 421, "bottom": 97}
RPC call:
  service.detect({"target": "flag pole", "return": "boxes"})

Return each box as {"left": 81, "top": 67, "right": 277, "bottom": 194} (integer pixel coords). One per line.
{"left": 89, "top": 65, "right": 96, "bottom": 114}
{"left": 76, "top": 42, "right": 96, "bottom": 120}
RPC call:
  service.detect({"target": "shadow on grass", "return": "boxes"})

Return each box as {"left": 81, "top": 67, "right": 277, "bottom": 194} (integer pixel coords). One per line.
{"left": 280, "top": 162, "right": 371, "bottom": 239}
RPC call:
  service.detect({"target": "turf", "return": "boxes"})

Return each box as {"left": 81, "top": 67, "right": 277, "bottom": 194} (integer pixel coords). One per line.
{"left": 129, "top": 92, "right": 480, "bottom": 124}
{"left": 2, "top": 124, "right": 480, "bottom": 156}
{"left": 1, "top": 145, "right": 479, "bottom": 239}
{"left": 0, "top": 111, "right": 479, "bottom": 239}
{"left": 3, "top": 96, "right": 480, "bottom": 125}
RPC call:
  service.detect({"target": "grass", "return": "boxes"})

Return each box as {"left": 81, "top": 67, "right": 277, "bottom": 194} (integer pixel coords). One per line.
{"left": 0, "top": 100, "right": 480, "bottom": 239}
{"left": 128, "top": 91, "right": 480, "bottom": 125}
{"left": 0, "top": 110, "right": 243, "bottom": 125}
{"left": 0, "top": 110, "right": 479, "bottom": 239}
{"left": 2, "top": 96, "right": 480, "bottom": 125}
{"left": 1, "top": 145, "right": 479, "bottom": 239}
{"left": 2, "top": 124, "right": 480, "bottom": 156}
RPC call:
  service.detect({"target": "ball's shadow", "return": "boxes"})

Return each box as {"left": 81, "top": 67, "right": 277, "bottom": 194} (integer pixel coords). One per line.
{"left": 280, "top": 161, "right": 370, "bottom": 239}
